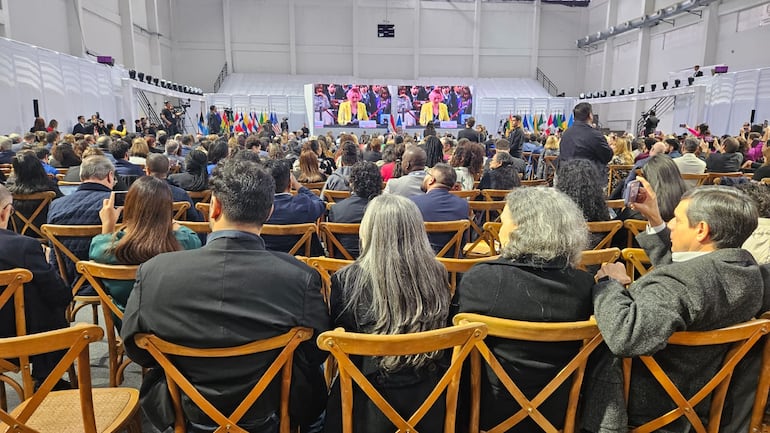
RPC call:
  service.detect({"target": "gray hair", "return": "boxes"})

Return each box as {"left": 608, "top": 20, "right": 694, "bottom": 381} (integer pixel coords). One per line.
{"left": 165, "top": 139, "right": 180, "bottom": 155}
{"left": 682, "top": 186, "right": 758, "bottom": 248}
{"left": 79, "top": 155, "right": 114, "bottom": 181}
{"left": 338, "top": 194, "right": 450, "bottom": 371}
{"left": 501, "top": 187, "right": 588, "bottom": 267}
{"left": 0, "top": 136, "right": 11, "bottom": 151}
{"left": 96, "top": 135, "right": 112, "bottom": 150}
{"left": 683, "top": 137, "right": 700, "bottom": 153}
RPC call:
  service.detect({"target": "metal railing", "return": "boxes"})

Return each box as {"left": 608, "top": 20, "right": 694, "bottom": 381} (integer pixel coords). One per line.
{"left": 536, "top": 67, "right": 559, "bottom": 97}
{"left": 136, "top": 90, "right": 163, "bottom": 126}
{"left": 213, "top": 62, "right": 229, "bottom": 93}
{"left": 636, "top": 96, "right": 675, "bottom": 136}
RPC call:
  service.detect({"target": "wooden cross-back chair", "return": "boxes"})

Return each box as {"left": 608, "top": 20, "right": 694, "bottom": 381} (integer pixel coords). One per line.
{"left": 195, "top": 202, "right": 210, "bottom": 221}
{"left": 521, "top": 179, "right": 549, "bottom": 187}
{"left": 306, "top": 256, "right": 353, "bottom": 307}
{"left": 424, "top": 220, "right": 471, "bottom": 258}
{"left": 134, "top": 326, "right": 312, "bottom": 433}
{"left": 40, "top": 224, "right": 102, "bottom": 324}
{"left": 10, "top": 191, "right": 56, "bottom": 240}
{"left": 186, "top": 189, "right": 212, "bottom": 204}
{"left": 750, "top": 311, "right": 770, "bottom": 433}
{"left": 176, "top": 220, "right": 212, "bottom": 235}
{"left": 449, "top": 189, "right": 481, "bottom": 201}
{"left": 542, "top": 155, "right": 558, "bottom": 185}
{"left": 0, "top": 268, "right": 33, "bottom": 411}
{"left": 586, "top": 220, "right": 623, "bottom": 250}
{"left": 464, "top": 201, "right": 506, "bottom": 257}
{"left": 476, "top": 222, "right": 503, "bottom": 256}
{"left": 437, "top": 257, "right": 497, "bottom": 296}
{"left": 299, "top": 182, "right": 326, "bottom": 191}
{"left": 480, "top": 189, "right": 512, "bottom": 202}
{"left": 323, "top": 190, "right": 351, "bottom": 203}
{"left": 453, "top": 313, "right": 603, "bottom": 433}
{"left": 680, "top": 173, "right": 709, "bottom": 187}
{"left": 606, "top": 199, "right": 625, "bottom": 211}
{"left": 316, "top": 322, "right": 488, "bottom": 433}
{"left": 0, "top": 323, "right": 141, "bottom": 433}
{"left": 622, "top": 319, "right": 770, "bottom": 433}
{"left": 703, "top": 172, "right": 743, "bottom": 185}
{"left": 578, "top": 247, "right": 621, "bottom": 271}
{"left": 623, "top": 219, "right": 648, "bottom": 248}
{"left": 607, "top": 164, "right": 634, "bottom": 194}
{"left": 171, "top": 201, "right": 190, "bottom": 221}
{"left": 621, "top": 248, "right": 653, "bottom": 283}
{"left": 318, "top": 222, "right": 360, "bottom": 260}
{"left": 0, "top": 164, "right": 12, "bottom": 178}
{"left": 76, "top": 261, "right": 139, "bottom": 387}
{"left": 261, "top": 223, "right": 317, "bottom": 256}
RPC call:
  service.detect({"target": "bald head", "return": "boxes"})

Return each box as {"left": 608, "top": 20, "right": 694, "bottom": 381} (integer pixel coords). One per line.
{"left": 401, "top": 146, "right": 427, "bottom": 173}
{"left": 649, "top": 141, "right": 667, "bottom": 157}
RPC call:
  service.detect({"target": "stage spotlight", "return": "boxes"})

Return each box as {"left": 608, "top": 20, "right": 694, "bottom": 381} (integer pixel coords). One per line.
{"left": 152, "top": 77, "right": 159, "bottom": 86}
{"left": 650, "top": 83, "right": 657, "bottom": 92}
{"left": 579, "top": 93, "right": 586, "bottom": 99}
{"left": 601, "top": 90, "right": 607, "bottom": 98}
{"left": 128, "top": 70, "right": 136, "bottom": 80}
{"left": 629, "top": 87, "right": 635, "bottom": 94}
{"left": 687, "top": 77, "right": 695, "bottom": 86}
{"left": 638, "top": 86, "right": 645, "bottom": 93}
{"left": 674, "top": 79, "right": 681, "bottom": 88}
{"left": 620, "top": 89, "right": 626, "bottom": 95}
{"left": 662, "top": 81, "right": 668, "bottom": 89}
{"left": 145, "top": 74, "right": 153, "bottom": 84}
{"left": 137, "top": 72, "right": 144, "bottom": 82}
{"left": 586, "top": 93, "right": 592, "bottom": 99}
{"left": 610, "top": 90, "right": 616, "bottom": 96}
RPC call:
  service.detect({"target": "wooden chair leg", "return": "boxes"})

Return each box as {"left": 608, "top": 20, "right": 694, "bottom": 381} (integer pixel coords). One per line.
{"left": 91, "top": 304, "right": 99, "bottom": 325}
{"left": 0, "top": 382, "right": 6, "bottom": 412}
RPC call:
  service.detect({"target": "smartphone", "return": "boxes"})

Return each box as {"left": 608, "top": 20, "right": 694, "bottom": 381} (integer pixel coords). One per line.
{"left": 624, "top": 180, "right": 641, "bottom": 206}
{"left": 679, "top": 123, "right": 686, "bottom": 128}
{"left": 704, "top": 135, "right": 714, "bottom": 143}
{"left": 112, "top": 191, "right": 128, "bottom": 208}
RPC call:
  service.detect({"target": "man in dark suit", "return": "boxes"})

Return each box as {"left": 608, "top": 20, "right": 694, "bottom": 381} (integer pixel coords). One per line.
{"left": 0, "top": 185, "right": 72, "bottom": 385}
{"left": 558, "top": 102, "right": 612, "bottom": 180}
{"left": 121, "top": 158, "right": 330, "bottom": 433}
{"left": 410, "top": 163, "right": 469, "bottom": 256}
{"left": 506, "top": 114, "right": 524, "bottom": 158}
{"left": 109, "top": 140, "right": 144, "bottom": 178}
{"left": 583, "top": 184, "right": 768, "bottom": 432}
{"left": 145, "top": 153, "right": 202, "bottom": 222}
{"left": 72, "top": 115, "right": 89, "bottom": 135}
{"left": 327, "top": 161, "right": 383, "bottom": 258}
{"left": 457, "top": 117, "right": 482, "bottom": 143}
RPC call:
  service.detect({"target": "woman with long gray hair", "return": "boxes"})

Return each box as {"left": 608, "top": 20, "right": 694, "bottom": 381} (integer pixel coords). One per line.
{"left": 325, "top": 194, "right": 451, "bottom": 433}
{"left": 457, "top": 186, "right": 594, "bottom": 432}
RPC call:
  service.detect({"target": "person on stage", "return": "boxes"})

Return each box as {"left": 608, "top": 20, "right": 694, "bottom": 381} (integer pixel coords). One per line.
{"left": 337, "top": 88, "right": 368, "bottom": 126}
{"left": 419, "top": 89, "right": 450, "bottom": 126}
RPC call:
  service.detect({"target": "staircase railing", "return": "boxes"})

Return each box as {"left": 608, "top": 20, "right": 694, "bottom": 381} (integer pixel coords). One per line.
{"left": 136, "top": 89, "right": 163, "bottom": 126}
{"left": 536, "top": 67, "right": 559, "bottom": 97}
{"left": 636, "top": 96, "right": 675, "bottom": 136}
{"left": 213, "top": 62, "right": 229, "bottom": 93}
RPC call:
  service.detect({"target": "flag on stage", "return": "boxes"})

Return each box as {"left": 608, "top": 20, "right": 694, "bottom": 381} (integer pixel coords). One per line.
{"left": 522, "top": 114, "right": 530, "bottom": 130}
{"left": 272, "top": 122, "right": 281, "bottom": 136}
{"left": 270, "top": 112, "right": 278, "bottom": 125}
{"left": 243, "top": 112, "right": 251, "bottom": 133}
{"left": 532, "top": 114, "right": 539, "bottom": 134}
{"left": 560, "top": 113, "right": 568, "bottom": 130}
{"left": 198, "top": 113, "right": 208, "bottom": 135}
{"left": 240, "top": 112, "right": 247, "bottom": 132}
{"left": 220, "top": 111, "right": 227, "bottom": 133}
{"left": 396, "top": 115, "right": 402, "bottom": 130}
{"left": 547, "top": 114, "right": 553, "bottom": 128}
{"left": 389, "top": 114, "right": 397, "bottom": 133}
{"left": 567, "top": 112, "right": 574, "bottom": 128}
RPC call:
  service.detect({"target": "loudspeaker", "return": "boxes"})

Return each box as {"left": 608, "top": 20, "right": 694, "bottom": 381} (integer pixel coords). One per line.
{"left": 33, "top": 99, "right": 39, "bottom": 118}
{"left": 751, "top": 109, "right": 756, "bottom": 124}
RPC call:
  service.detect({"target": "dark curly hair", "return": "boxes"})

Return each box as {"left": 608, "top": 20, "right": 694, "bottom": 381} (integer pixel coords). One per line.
{"left": 556, "top": 159, "right": 608, "bottom": 222}
{"left": 736, "top": 183, "right": 770, "bottom": 218}
{"left": 449, "top": 141, "right": 484, "bottom": 178}
{"left": 424, "top": 136, "right": 444, "bottom": 168}
{"left": 349, "top": 161, "right": 383, "bottom": 200}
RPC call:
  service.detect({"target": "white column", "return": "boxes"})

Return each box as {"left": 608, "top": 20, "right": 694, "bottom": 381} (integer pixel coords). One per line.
{"left": 530, "top": 0, "right": 541, "bottom": 77}
{"left": 631, "top": 0, "right": 654, "bottom": 127}
{"left": 289, "top": 0, "right": 296, "bottom": 75}
{"left": 472, "top": 0, "right": 481, "bottom": 79}
{"left": 0, "top": 0, "right": 10, "bottom": 38}
{"left": 67, "top": 0, "right": 86, "bottom": 57}
{"left": 119, "top": 0, "right": 137, "bottom": 69}
{"left": 145, "top": 0, "right": 162, "bottom": 78}
{"left": 413, "top": 0, "right": 420, "bottom": 80}
{"left": 700, "top": 2, "right": 719, "bottom": 66}
{"left": 222, "top": 0, "right": 232, "bottom": 73}
{"left": 352, "top": 0, "right": 359, "bottom": 77}
{"left": 599, "top": 0, "right": 617, "bottom": 91}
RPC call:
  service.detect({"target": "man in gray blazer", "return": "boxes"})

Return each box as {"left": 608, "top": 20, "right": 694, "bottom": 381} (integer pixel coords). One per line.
{"left": 583, "top": 181, "right": 768, "bottom": 433}
{"left": 383, "top": 146, "right": 428, "bottom": 198}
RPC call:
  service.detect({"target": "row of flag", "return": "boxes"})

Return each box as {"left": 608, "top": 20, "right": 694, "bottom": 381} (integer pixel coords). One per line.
{"left": 504, "top": 112, "right": 574, "bottom": 136}
{"left": 198, "top": 111, "right": 282, "bottom": 135}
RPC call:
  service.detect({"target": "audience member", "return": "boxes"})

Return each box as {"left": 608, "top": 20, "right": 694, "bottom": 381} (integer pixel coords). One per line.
{"left": 363, "top": 136, "right": 383, "bottom": 163}
{"left": 737, "top": 182, "right": 770, "bottom": 264}
{"left": 323, "top": 141, "right": 359, "bottom": 193}
{"left": 536, "top": 135, "right": 560, "bottom": 179}
{"left": 121, "top": 158, "right": 330, "bottom": 433}
{"left": 326, "top": 194, "right": 450, "bottom": 432}
{"left": 477, "top": 152, "right": 521, "bottom": 190}
{"left": 558, "top": 102, "right": 612, "bottom": 178}
{"left": 109, "top": 139, "right": 144, "bottom": 177}
{"left": 705, "top": 136, "right": 743, "bottom": 172}
{"left": 145, "top": 153, "right": 202, "bottom": 222}
{"left": 295, "top": 150, "right": 327, "bottom": 184}
{"left": 618, "top": 155, "right": 688, "bottom": 223}
{"left": 383, "top": 146, "right": 427, "bottom": 197}
{"left": 164, "top": 139, "right": 185, "bottom": 172}
{"left": 423, "top": 135, "right": 444, "bottom": 168}
{"left": 206, "top": 140, "right": 229, "bottom": 175}
{"left": 458, "top": 186, "right": 592, "bottom": 432}
{"left": 458, "top": 117, "right": 482, "bottom": 143}
{"left": 506, "top": 114, "right": 524, "bottom": 158}
{"left": 0, "top": 136, "right": 15, "bottom": 164}
{"left": 7, "top": 150, "right": 63, "bottom": 235}
{"left": 674, "top": 137, "right": 707, "bottom": 187}
{"left": 449, "top": 140, "right": 484, "bottom": 190}
{"left": 168, "top": 149, "right": 209, "bottom": 191}
{"left": 327, "top": 161, "right": 383, "bottom": 258}
{"left": 129, "top": 138, "right": 150, "bottom": 166}
{"left": 34, "top": 147, "right": 59, "bottom": 176}
{"left": 379, "top": 143, "right": 405, "bottom": 182}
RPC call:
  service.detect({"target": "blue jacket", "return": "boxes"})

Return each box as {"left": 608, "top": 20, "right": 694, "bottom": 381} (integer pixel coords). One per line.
{"left": 264, "top": 187, "right": 325, "bottom": 255}
{"left": 114, "top": 159, "right": 144, "bottom": 177}
{"left": 410, "top": 188, "right": 469, "bottom": 256}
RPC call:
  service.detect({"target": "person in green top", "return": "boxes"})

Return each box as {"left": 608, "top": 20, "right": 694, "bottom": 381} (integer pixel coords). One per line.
{"left": 89, "top": 176, "right": 202, "bottom": 322}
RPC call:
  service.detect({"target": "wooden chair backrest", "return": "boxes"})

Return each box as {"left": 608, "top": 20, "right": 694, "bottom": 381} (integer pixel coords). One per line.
{"left": 41, "top": 224, "right": 102, "bottom": 294}
{"left": 608, "top": 164, "right": 634, "bottom": 193}
{"left": 437, "top": 256, "right": 498, "bottom": 296}
{"left": 195, "top": 202, "right": 210, "bottom": 221}
{"left": 750, "top": 311, "right": 770, "bottom": 433}
{"left": 76, "top": 261, "right": 138, "bottom": 387}
{"left": 449, "top": 189, "right": 481, "bottom": 201}
{"left": 172, "top": 201, "right": 190, "bottom": 221}
{"left": 521, "top": 179, "right": 548, "bottom": 187}
{"left": 175, "top": 220, "right": 212, "bottom": 235}
{"left": 299, "top": 182, "right": 326, "bottom": 190}
{"left": 306, "top": 256, "right": 353, "bottom": 306}
{"left": 760, "top": 177, "right": 770, "bottom": 185}
{"left": 623, "top": 219, "right": 648, "bottom": 248}
{"left": 11, "top": 191, "right": 56, "bottom": 239}
{"left": 606, "top": 199, "right": 625, "bottom": 210}
{"left": 58, "top": 180, "right": 82, "bottom": 186}
{"left": 453, "top": 313, "right": 603, "bottom": 433}
{"left": 704, "top": 172, "right": 743, "bottom": 185}
{"left": 316, "top": 322, "right": 488, "bottom": 433}
{"left": 318, "top": 222, "right": 360, "bottom": 260}
{"left": 680, "top": 173, "right": 708, "bottom": 186}
{"left": 480, "top": 189, "right": 512, "bottom": 201}
{"left": 424, "top": 220, "right": 471, "bottom": 258}
{"left": 481, "top": 222, "right": 502, "bottom": 256}
{"left": 134, "top": 327, "right": 313, "bottom": 433}
{"left": 186, "top": 189, "right": 212, "bottom": 204}
{"left": 261, "top": 223, "right": 317, "bottom": 256}
{"left": 0, "top": 164, "right": 11, "bottom": 177}
{"left": 621, "top": 247, "right": 653, "bottom": 283}
{"left": 542, "top": 155, "right": 558, "bottom": 184}
{"left": 586, "top": 220, "right": 623, "bottom": 250}
{"left": 323, "top": 190, "right": 351, "bottom": 203}
{"left": 578, "top": 247, "right": 621, "bottom": 271}
{"left": 0, "top": 269, "right": 34, "bottom": 399}
{"left": 0, "top": 324, "right": 105, "bottom": 433}
{"left": 465, "top": 201, "right": 506, "bottom": 257}
{"left": 622, "top": 319, "right": 770, "bottom": 433}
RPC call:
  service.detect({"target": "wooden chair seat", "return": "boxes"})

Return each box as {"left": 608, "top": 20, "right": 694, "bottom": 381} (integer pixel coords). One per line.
{"left": 622, "top": 319, "right": 770, "bottom": 433}
{"left": 0, "top": 324, "right": 141, "bottom": 433}
{"left": 299, "top": 182, "right": 326, "bottom": 190}
{"left": 606, "top": 199, "right": 625, "bottom": 210}
{"left": 316, "top": 322, "right": 488, "bottom": 433}
{"left": 41, "top": 224, "right": 103, "bottom": 324}
{"left": 176, "top": 220, "right": 212, "bottom": 235}
{"left": 704, "top": 172, "right": 743, "bottom": 185}
{"left": 135, "top": 327, "right": 313, "bottom": 433}
{"left": 521, "top": 179, "right": 548, "bottom": 187}
{"left": 453, "top": 313, "right": 603, "bottom": 433}
{"left": 578, "top": 247, "right": 621, "bottom": 271}
{"left": 680, "top": 173, "right": 708, "bottom": 186}
{"left": 425, "top": 220, "right": 471, "bottom": 258}
{"left": 586, "top": 220, "right": 623, "bottom": 250}
{"left": 464, "top": 201, "right": 506, "bottom": 257}
{"left": 77, "top": 261, "right": 139, "bottom": 387}
{"left": 0, "top": 269, "right": 33, "bottom": 411}
{"left": 318, "top": 222, "right": 361, "bottom": 260}
{"left": 11, "top": 191, "right": 56, "bottom": 239}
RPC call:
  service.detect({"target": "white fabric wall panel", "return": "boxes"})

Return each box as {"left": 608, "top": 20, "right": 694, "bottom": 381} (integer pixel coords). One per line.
{"left": 726, "top": 70, "right": 761, "bottom": 129}
{"left": 703, "top": 74, "right": 734, "bottom": 136}
{"left": 755, "top": 69, "right": 770, "bottom": 125}
{"left": 0, "top": 42, "right": 21, "bottom": 133}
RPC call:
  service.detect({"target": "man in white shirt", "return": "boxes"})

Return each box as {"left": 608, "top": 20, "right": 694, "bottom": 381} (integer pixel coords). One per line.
{"left": 674, "top": 137, "right": 706, "bottom": 187}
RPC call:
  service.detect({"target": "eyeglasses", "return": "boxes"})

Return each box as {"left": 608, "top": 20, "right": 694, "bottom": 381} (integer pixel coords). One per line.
{"left": 2, "top": 202, "right": 14, "bottom": 216}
